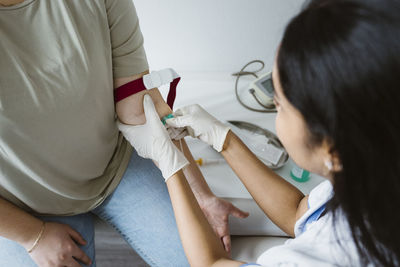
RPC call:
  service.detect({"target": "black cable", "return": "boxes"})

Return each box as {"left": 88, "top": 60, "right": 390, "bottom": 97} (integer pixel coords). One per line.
{"left": 232, "top": 60, "right": 277, "bottom": 113}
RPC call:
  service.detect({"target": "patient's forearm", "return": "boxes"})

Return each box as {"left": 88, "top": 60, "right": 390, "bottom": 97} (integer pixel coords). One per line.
{"left": 167, "top": 171, "right": 242, "bottom": 267}
{"left": 175, "top": 138, "right": 214, "bottom": 202}
{"left": 0, "top": 196, "right": 44, "bottom": 250}
{"left": 221, "top": 131, "right": 304, "bottom": 236}
{"left": 114, "top": 72, "right": 214, "bottom": 204}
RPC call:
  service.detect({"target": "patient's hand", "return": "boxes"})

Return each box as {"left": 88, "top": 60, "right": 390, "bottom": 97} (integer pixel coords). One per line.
{"left": 199, "top": 195, "right": 249, "bottom": 254}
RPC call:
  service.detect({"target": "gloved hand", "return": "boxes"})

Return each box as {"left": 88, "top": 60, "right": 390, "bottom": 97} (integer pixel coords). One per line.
{"left": 117, "top": 95, "right": 189, "bottom": 180}
{"left": 166, "top": 104, "right": 230, "bottom": 152}
{"left": 165, "top": 124, "right": 188, "bottom": 141}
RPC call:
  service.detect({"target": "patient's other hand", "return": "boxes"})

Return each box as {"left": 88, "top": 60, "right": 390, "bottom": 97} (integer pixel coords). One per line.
{"left": 199, "top": 195, "right": 249, "bottom": 254}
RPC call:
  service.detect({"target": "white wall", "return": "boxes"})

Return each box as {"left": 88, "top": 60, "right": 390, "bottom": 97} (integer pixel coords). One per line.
{"left": 133, "top": 0, "right": 306, "bottom": 72}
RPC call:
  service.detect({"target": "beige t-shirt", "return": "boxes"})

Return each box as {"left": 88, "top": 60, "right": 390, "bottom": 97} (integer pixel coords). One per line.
{"left": 0, "top": 0, "right": 149, "bottom": 216}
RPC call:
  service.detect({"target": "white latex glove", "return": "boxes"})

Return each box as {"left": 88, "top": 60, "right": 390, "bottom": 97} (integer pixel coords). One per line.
{"left": 166, "top": 104, "right": 230, "bottom": 152}
{"left": 117, "top": 95, "right": 189, "bottom": 180}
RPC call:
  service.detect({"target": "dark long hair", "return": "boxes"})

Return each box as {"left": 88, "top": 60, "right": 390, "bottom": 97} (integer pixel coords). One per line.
{"left": 277, "top": 0, "right": 400, "bottom": 265}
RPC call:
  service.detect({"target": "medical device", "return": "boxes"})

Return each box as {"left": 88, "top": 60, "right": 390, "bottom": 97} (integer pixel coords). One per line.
{"left": 227, "top": 120, "right": 288, "bottom": 169}
{"left": 250, "top": 71, "right": 274, "bottom": 107}
{"left": 232, "top": 60, "right": 276, "bottom": 113}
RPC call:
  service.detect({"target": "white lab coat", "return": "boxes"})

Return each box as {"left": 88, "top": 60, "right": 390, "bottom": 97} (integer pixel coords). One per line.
{"left": 242, "top": 181, "right": 362, "bottom": 267}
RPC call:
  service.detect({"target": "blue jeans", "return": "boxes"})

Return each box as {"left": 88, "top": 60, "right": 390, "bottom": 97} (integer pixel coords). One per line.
{"left": 0, "top": 149, "right": 189, "bottom": 267}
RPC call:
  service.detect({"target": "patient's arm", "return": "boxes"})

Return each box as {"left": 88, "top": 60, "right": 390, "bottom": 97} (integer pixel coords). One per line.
{"left": 114, "top": 71, "right": 248, "bottom": 252}
{"left": 114, "top": 70, "right": 168, "bottom": 125}
{"left": 114, "top": 71, "right": 215, "bottom": 201}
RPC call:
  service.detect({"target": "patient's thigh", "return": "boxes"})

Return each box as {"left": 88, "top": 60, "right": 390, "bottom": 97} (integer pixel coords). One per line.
{"left": 92, "top": 149, "right": 189, "bottom": 267}
{"left": 0, "top": 212, "right": 96, "bottom": 267}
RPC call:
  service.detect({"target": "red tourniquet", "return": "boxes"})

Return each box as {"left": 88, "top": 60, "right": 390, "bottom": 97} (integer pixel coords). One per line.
{"left": 114, "top": 76, "right": 181, "bottom": 110}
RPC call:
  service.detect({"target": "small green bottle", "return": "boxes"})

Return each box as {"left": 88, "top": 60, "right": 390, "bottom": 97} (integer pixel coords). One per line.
{"left": 290, "top": 164, "right": 310, "bottom": 182}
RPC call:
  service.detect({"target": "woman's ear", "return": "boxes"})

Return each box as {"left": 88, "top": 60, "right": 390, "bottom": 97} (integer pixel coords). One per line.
{"left": 321, "top": 139, "right": 343, "bottom": 176}
{"left": 330, "top": 151, "right": 343, "bottom": 173}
